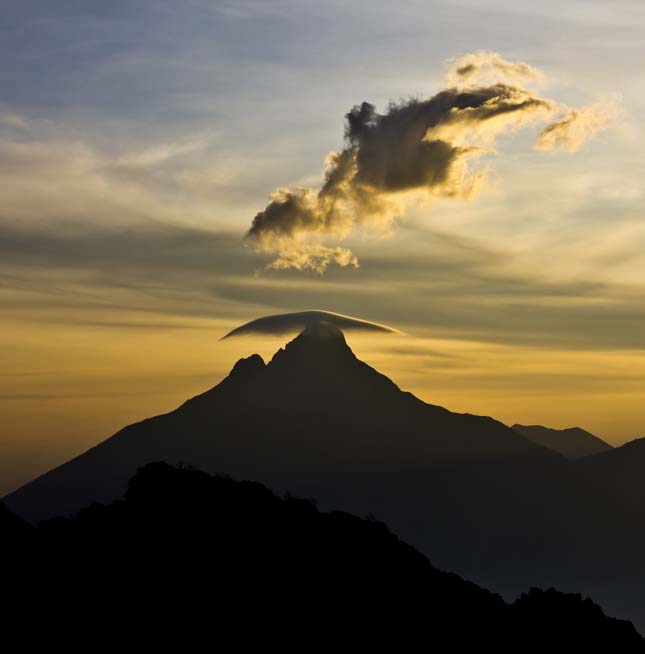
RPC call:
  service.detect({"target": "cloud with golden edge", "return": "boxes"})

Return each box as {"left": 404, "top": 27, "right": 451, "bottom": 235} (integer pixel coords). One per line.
{"left": 535, "top": 96, "right": 623, "bottom": 153}
{"left": 445, "top": 51, "right": 544, "bottom": 86}
{"left": 246, "top": 52, "right": 622, "bottom": 273}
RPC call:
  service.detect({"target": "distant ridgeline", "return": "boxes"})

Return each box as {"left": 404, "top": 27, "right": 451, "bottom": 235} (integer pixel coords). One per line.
{"left": 2, "top": 462, "right": 642, "bottom": 648}
{"left": 512, "top": 424, "right": 613, "bottom": 459}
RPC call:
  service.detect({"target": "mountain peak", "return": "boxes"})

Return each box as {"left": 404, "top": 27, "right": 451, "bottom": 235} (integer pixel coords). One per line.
{"left": 228, "top": 353, "right": 266, "bottom": 380}
{"left": 269, "top": 322, "right": 356, "bottom": 370}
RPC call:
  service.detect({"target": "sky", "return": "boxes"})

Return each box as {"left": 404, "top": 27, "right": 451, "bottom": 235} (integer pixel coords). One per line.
{"left": 2, "top": 0, "right": 645, "bottom": 496}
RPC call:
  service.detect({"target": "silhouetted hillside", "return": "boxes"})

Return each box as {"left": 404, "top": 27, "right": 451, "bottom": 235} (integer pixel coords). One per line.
{"left": 512, "top": 423, "right": 613, "bottom": 458}
{"left": 2, "top": 463, "right": 642, "bottom": 648}
{"left": 1, "top": 500, "right": 31, "bottom": 545}
{"left": 566, "top": 437, "right": 645, "bottom": 536}
{"left": 4, "top": 325, "right": 645, "bottom": 631}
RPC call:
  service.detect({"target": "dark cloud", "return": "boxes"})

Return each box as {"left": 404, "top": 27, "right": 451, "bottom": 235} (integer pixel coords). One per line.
{"left": 247, "top": 83, "right": 553, "bottom": 272}
{"left": 0, "top": 220, "right": 252, "bottom": 274}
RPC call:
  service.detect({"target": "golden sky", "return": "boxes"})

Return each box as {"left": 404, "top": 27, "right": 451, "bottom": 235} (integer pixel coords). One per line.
{"left": 2, "top": 0, "right": 645, "bottom": 496}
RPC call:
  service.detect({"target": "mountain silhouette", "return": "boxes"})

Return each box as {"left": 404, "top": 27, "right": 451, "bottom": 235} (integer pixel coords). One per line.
{"left": 5, "top": 322, "right": 561, "bottom": 522}
{"left": 3, "top": 462, "right": 642, "bottom": 648}
{"left": 4, "top": 323, "right": 645, "bottom": 631}
{"left": 512, "top": 423, "right": 613, "bottom": 458}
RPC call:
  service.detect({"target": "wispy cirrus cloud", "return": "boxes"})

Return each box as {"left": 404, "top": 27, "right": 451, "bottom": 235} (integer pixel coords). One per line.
{"left": 0, "top": 112, "right": 29, "bottom": 129}
{"left": 444, "top": 51, "right": 544, "bottom": 86}
{"left": 536, "top": 97, "right": 623, "bottom": 152}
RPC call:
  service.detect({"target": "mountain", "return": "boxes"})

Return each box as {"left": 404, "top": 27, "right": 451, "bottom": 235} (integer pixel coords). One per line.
{"left": 3, "top": 462, "right": 642, "bottom": 648}
{"left": 5, "top": 322, "right": 561, "bottom": 523}
{"left": 4, "top": 323, "right": 645, "bottom": 631}
{"left": 512, "top": 424, "right": 613, "bottom": 458}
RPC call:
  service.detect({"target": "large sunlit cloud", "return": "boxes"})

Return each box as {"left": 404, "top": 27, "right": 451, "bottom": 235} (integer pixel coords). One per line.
{"left": 246, "top": 52, "right": 621, "bottom": 273}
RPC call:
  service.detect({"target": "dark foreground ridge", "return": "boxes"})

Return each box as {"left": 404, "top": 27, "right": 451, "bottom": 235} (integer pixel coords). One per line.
{"left": 3, "top": 462, "right": 642, "bottom": 649}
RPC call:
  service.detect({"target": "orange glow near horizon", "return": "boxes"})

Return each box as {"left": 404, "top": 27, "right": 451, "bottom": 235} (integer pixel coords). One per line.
{"left": 3, "top": 313, "right": 644, "bottom": 497}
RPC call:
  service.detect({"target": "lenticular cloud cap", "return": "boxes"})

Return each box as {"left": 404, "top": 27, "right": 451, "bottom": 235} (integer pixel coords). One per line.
{"left": 221, "top": 310, "right": 402, "bottom": 340}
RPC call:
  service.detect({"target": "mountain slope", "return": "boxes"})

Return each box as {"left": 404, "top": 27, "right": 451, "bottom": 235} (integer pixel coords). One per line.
{"left": 4, "top": 462, "right": 642, "bottom": 649}
{"left": 512, "top": 423, "right": 613, "bottom": 458}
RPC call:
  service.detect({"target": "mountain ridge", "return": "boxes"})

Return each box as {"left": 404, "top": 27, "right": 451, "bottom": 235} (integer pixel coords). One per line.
{"left": 3, "top": 461, "right": 642, "bottom": 648}
{"left": 512, "top": 423, "right": 613, "bottom": 459}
